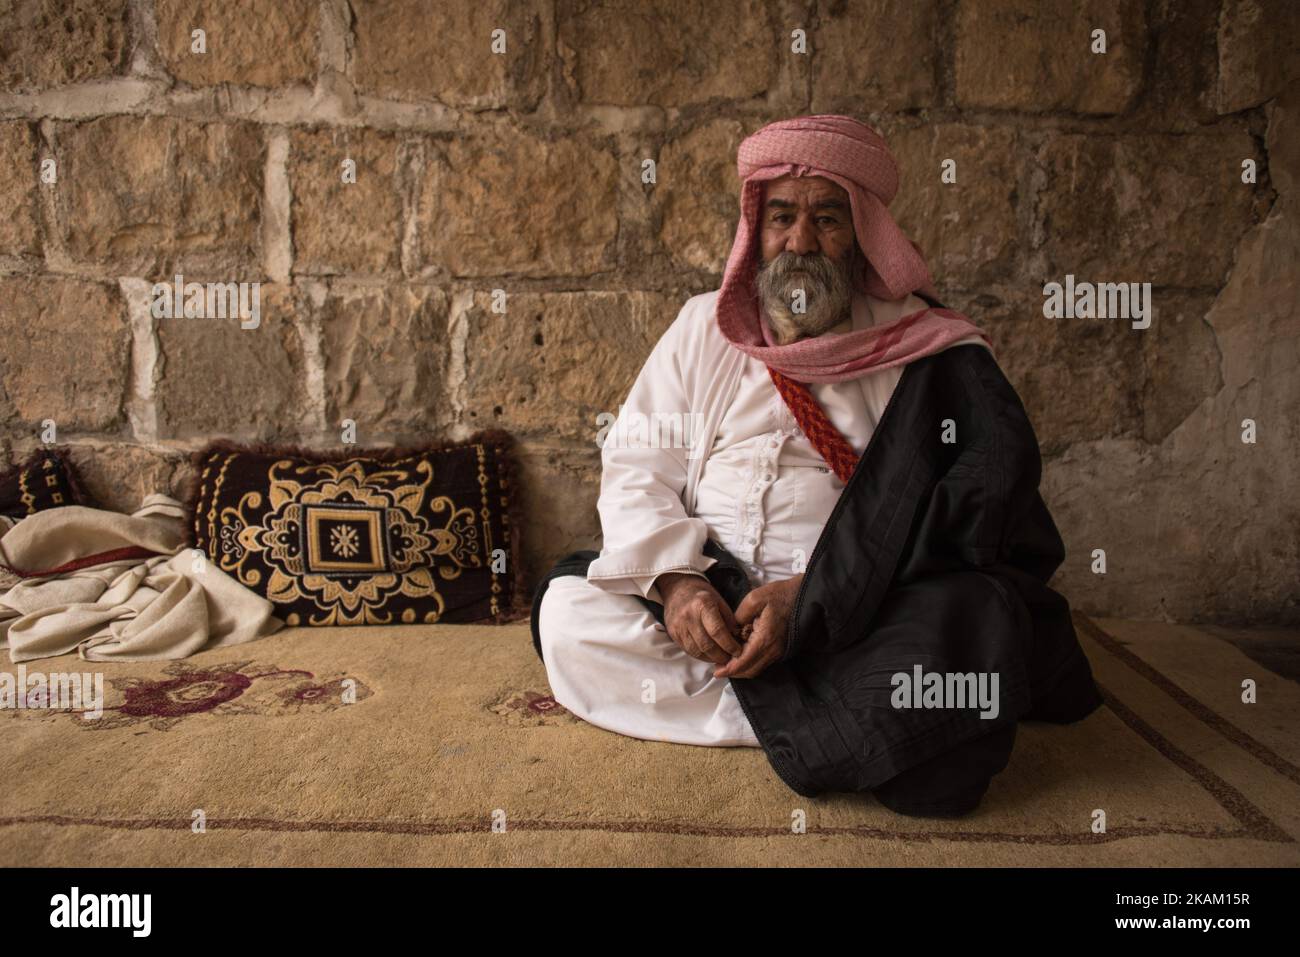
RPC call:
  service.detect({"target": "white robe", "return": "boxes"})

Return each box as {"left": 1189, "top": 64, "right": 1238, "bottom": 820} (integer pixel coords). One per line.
{"left": 538, "top": 288, "right": 983, "bottom": 746}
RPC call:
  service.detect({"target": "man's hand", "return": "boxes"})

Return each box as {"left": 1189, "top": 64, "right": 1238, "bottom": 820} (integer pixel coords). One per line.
{"left": 713, "top": 574, "right": 803, "bottom": 680}
{"left": 656, "top": 572, "right": 744, "bottom": 666}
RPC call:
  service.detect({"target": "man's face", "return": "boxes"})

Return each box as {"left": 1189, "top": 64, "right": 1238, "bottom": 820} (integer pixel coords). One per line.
{"left": 755, "top": 175, "right": 861, "bottom": 345}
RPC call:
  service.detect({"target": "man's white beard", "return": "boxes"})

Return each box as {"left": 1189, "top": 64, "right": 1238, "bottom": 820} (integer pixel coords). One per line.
{"left": 756, "top": 249, "right": 855, "bottom": 345}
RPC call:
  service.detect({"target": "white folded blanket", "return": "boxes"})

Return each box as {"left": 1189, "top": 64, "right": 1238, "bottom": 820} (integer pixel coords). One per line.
{"left": 0, "top": 493, "right": 282, "bottom": 663}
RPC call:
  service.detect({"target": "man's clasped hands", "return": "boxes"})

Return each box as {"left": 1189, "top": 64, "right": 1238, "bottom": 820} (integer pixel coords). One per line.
{"left": 653, "top": 572, "right": 804, "bottom": 680}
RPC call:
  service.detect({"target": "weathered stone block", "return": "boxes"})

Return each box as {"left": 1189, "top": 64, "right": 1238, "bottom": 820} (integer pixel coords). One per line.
{"left": 954, "top": 0, "right": 1147, "bottom": 114}
{"left": 0, "top": 121, "right": 41, "bottom": 257}
{"left": 290, "top": 127, "right": 403, "bottom": 276}
{"left": 657, "top": 119, "right": 747, "bottom": 273}
{"left": 514, "top": 442, "right": 602, "bottom": 590}
{"left": 56, "top": 116, "right": 264, "bottom": 277}
{"left": 352, "top": 0, "right": 545, "bottom": 109}
{"left": 1139, "top": 291, "right": 1222, "bottom": 443}
{"left": 64, "top": 441, "right": 188, "bottom": 512}
{"left": 946, "top": 287, "right": 1145, "bottom": 454}
{"left": 154, "top": 283, "right": 312, "bottom": 439}
{"left": 1216, "top": 0, "right": 1300, "bottom": 114}
{"left": 557, "top": 0, "right": 779, "bottom": 106}
{"left": 155, "top": 0, "right": 319, "bottom": 88}
{"left": 1034, "top": 132, "right": 1258, "bottom": 288}
{"left": 460, "top": 289, "right": 682, "bottom": 441}
{"left": 0, "top": 278, "right": 129, "bottom": 433}
{"left": 318, "top": 283, "right": 450, "bottom": 437}
{"left": 889, "top": 123, "right": 1021, "bottom": 290}
{"left": 1142, "top": 0, "right": 1221, "bottom": 127}
{"left": 810, "top": 0, "right": 939, "bottom": 112}
{"left": 0, "top": 0, "right": 130, "bottom": 92}
{"left": 415, "top": 127, "right": 618, "bottom": 277}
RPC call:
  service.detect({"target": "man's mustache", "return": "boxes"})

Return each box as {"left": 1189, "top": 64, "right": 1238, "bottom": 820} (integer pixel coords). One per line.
{"left": 763, "top": 253, "right": 843, "bottom": 284}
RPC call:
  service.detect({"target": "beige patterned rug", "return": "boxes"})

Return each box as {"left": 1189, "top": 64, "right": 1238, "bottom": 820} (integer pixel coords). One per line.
{"left": 2, "top": 614, "right": 1298, "bottom": 866}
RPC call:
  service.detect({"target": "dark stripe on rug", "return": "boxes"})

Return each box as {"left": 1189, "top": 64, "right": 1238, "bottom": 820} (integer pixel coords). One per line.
{"left": 1081, "top": 615, "right": 1300, "bottom": 789}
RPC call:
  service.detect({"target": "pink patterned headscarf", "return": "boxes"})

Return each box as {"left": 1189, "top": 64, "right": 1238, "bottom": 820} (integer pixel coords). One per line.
{"left": 715, "top": 115, "right": 991, "bottom": 384}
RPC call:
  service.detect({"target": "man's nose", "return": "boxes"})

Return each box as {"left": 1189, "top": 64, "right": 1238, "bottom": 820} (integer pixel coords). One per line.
{"left": 785, "top": 214, "right": 819, "bottom": 255}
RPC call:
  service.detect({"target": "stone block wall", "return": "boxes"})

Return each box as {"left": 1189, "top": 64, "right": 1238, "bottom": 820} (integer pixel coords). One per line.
{"left": 0, "top": 0, "right": 1296, "bottom": 623}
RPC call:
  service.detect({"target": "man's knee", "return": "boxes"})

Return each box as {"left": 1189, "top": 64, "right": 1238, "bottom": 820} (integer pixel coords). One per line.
{"left": 537, "top": 575, "right": 588, "bottom": 658}
{"left": 871, "top": 722, "right": 1017, "bottom": 818}
{"left": 538, "top": 575, "right": 652, "bottom": 659}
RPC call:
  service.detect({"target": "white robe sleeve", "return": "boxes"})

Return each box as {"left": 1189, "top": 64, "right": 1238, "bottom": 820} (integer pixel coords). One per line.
{"left": 586, "top": 298, "right": 718, "bottom": 602}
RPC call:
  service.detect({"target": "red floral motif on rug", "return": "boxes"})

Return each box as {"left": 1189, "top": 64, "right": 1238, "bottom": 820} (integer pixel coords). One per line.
{"left": 490, "top": 690, "right": 575, "bottom": 727}
{"left": 5, "top": 661, "right": 373, "bottom": 732}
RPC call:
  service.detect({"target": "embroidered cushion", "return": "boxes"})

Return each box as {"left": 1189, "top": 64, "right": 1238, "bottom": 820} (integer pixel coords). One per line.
{"left": 0, "top": 447, "right": 92, "bottom": 519}
{"left": 187, "top": 432, "right": 525, "bottom": 626}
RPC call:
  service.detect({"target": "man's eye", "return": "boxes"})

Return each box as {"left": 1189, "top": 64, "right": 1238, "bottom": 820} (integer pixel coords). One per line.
{"left": 770, "top": 214, "right": 840, "bottom": 225}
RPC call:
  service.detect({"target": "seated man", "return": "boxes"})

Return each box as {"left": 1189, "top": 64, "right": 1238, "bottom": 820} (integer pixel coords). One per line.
{"left": 531, "top": 114, "right": 1101, "bottom": 817}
